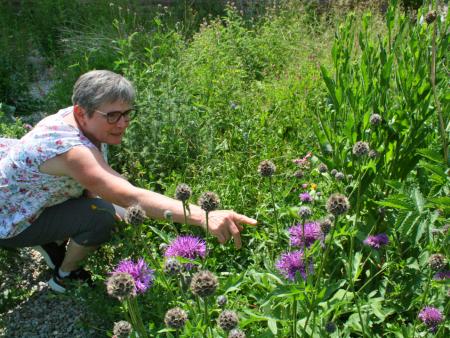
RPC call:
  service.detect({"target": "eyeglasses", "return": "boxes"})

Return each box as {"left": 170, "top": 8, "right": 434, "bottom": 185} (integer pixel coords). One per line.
{"left": 95, "top": 108, "right": 136, "bottom": 124}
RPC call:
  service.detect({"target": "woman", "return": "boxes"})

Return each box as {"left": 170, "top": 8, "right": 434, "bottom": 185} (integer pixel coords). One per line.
{"left": 0, "top": 70, "right": 256, "bottom": 292}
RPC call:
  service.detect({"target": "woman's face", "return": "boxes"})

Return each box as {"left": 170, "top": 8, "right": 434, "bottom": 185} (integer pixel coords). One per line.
{"left": 78, "top": 100, "right": 133, "bottom": 146}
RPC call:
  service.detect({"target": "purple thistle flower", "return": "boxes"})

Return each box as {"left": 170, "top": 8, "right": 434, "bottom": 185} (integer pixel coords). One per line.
{"left": 433, "top": 271, "right": 450, "bottom": 281}
{"left": 165, "top": 235, "right": 207, "bottom": 269}
{"left": 276, "top": 250, "right": 311, "bottom": 281}
{"left": 113, "top": 258, "right": 154, "bottom": 294}
{"left": 363, "top": 233, "right": 389, "bottom": 249}
{"left": 289, "top": 222, "right": 323, "bottom": 248}
{"left": 418, "top": 307, "right": 444, "bottom": 332}
{"left": 299, "top": 192, "right": 313, "bottom": 203}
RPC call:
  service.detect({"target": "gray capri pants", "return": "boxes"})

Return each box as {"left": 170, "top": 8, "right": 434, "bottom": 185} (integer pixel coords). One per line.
{"left": 0, "top": 197, "right": 117, "bottom": 248}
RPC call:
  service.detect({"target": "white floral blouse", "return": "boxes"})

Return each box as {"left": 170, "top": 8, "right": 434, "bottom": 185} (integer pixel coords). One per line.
{"left": 0, "top": 107, "right": 104, "bottom": 239}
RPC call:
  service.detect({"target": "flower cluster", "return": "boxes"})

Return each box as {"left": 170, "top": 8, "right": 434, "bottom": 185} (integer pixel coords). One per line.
{"left": 299, "top": 192, "right": 313, "bottom": 203}
{"left": 363, "top": 233, "right": 389, "bottom": 249}
{"left": 418, "top": 306, "right": 443, "bottom": 333}
{"left": 276, "top": 250, "right": 310, "bottom": 281}
{"left": 113, "top": 258, "right": 154, "bottom": 294}
{"left": 289, "top": 222, "right": 322, "bottom": 248}
{"left": 165, "top": 235, "right": 207, "bottom": 269}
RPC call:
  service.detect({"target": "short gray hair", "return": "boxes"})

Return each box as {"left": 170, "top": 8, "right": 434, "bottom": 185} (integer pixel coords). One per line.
{"left": 72, "top": 70, "right": 135, "bottom": 116}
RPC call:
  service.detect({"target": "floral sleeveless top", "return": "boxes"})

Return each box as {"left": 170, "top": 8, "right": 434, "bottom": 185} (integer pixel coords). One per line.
{"left": 0, "top": 107, "right": 105, "bottom": 239}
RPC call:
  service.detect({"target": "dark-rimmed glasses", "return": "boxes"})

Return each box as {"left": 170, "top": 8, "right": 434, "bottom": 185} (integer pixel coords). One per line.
{"left": 95, "top": 108, "right": 136, "bottom": 124}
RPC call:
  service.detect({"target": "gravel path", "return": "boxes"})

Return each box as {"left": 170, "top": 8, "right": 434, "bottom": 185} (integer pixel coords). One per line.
{"left": 0, "top": 248, "right": 105, "bottom": 337}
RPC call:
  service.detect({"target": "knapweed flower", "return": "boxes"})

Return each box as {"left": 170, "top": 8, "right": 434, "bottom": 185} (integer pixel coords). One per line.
{"left": 164, "top": 307, "right": 188, "bottom": 329}
{"left": 113, "top": 320, "right": 132, "bottom": 338}
{"left": 334, "top": 172, "right": 345, "bottom": 181}
{"left": 299, "top": 192, "right": 313, "bottom": 203}
{"left": 298, "top": 206, "right": 312, "bottom": 219}
{"left": 301, "top": 183, "right": 308, "bottom": 189}
{"left": 368, "top": 149, "right": 378, "bottom": 159}
{"left": 113, "top": 258, "right": 154, "bottom": 294}
{"left": 294, "top": 170, "right": 304, "bottom": 179}
{"left": 326, "top": 193, "right": 350, "bottom": 216}
{"left": 369, "top": 114, "right": 382, "bottom": 126}
{"left": 428, "top": 254, "right": 446, "bottom": 271}
{"left": 352, "top": 141, "right": 369, "bottom": 157}
{"left": 289, "top": 222, "right": 322, "bottom": 248}
{"left": 165, "top": 235, "right": 207, "bottom": 269}
{"left": 276, "top": 250, "right": 310, "bottom": 281}
{"left": 293, "top": 152, "right": 312, "bottom": 168}
{"left": 218, "top": 310, "right": 239, "bottom": 331}
{"left": 228, "top": 329, "right": 246, "bottom": 338}
{"left": 198, "top": 192, "right": 220, "bottom": 212}
{"left": 433, "top": 271, "right": 450, "bottom": 281}
{"left": 217, "top": 295, "right": 228, "bottom": 307}
{"left": 124, "top": 205, "right": 146, "bottom": 225}
{"left": 175, "top": 183, "right": 192, "bottom": 202}
{"left": 258, "top": 160, "right": 276, "bottom": 177}
{"left": 418, "top": 306, "right": 443, "bottom": 332}
{"left": 164, "top": 257, "right": 183, "bottom": 275}
{"left": 363, "top": 233, "right": 389, "bottom": 249}
{"left": 318, "top": 163, "right": 328, "bottom": 173}
{"left": 106, "top": 272, "right": 136, "bottom": 301}
{"left": 190, "top": 270, "right": 218, "bottom": 297}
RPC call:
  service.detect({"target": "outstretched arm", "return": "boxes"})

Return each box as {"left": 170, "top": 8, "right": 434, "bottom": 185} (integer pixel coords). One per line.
{"left": 58, "top": 146, "right": 257, "bottom": 248}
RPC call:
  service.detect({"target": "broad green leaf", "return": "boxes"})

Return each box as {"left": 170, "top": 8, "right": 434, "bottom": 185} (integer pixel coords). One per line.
{"left": 267, "top": 318, "right": 278, "bottom": 335}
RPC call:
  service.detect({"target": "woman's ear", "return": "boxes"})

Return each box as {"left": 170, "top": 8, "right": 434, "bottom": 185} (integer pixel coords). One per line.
{"left": 73, "top": 105, "right": 88, "bottom": 125}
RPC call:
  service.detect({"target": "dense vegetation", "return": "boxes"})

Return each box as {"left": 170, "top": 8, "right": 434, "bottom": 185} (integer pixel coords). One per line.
{"left": 0, "top": 0, "right": 448, "bottom": 337}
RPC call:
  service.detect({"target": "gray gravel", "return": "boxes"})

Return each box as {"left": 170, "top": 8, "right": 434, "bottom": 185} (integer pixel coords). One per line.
{"left": 0, "top": 248, "right": 105, "bottom": 337}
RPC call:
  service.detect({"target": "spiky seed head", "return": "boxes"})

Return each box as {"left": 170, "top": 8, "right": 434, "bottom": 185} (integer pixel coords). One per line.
{"left": 325, "top": 322, "right": 337, "bottom": 333}
{"left": 217, "top": 295, "right": 228, "bottom": 307}
{"left": 425, "top": 10, "right": 437, "bottom": 24}
{"left": 190, "top": 270, "right": 218, "bottom": 297}
{"left": 164, "top": 307, "right": 188, "bottom": 329}
{"left": 228, "top": 329, "right": 246, "bottom": 338}
{"left": 163, "top": 210, "right": 173, "bottom": 221}
{"left": 298, "top": 206, "right": 312, "bottom": 219}
{"left": 175, "top": 183, "right": 192, "bottom": 202}
{"left": 198, "top": 192, "right": 220, "bottom": 212}
{"left": 293, "top": 169, "right": 304, "bottom": 179}
{"left": 369, "top": 114, "right": 382, "bottom": 126}
{"left": 428, "top": 254, "right": 446, "bottom": 271}
{"left": 347, "top": 174, "right": 353, "bottom": 180}
{"left": 442, "top": 224, "right": 449, "bottom": 235}
{"left": 318, "top": 163, "right": 328, "bottom": 173}
{"left": 326, "top": 193, "right": 350, "bottom": 216}
{"left": 164, "top": 257, "right": 183, "bottom": 275}
{"left": 320, "top": 218, "right": 333, "bottom": 235}
{"left": 106, "top": 272, "right": 136, "bottom": 301}
{"left": 368, "top": 150, "right": 378, "bottom": 159}
{"left": 330, "top": 169, "right": 337, "bottom": 176}
{"left": 258, "top": 160, "right": 276, "bottom": 177}
{"left": 352, "top": 141, "right": 370, "bottom": 157}
{"left": 124, "top": 205, "right": 146, "bottom": 225}
{"left": 159, "top": 242, "right": 168, "bottom": 252}
{"left": 113, "top": 321, "right": 132, "bottom": 338}
{"left": 218, "top": 310, "right": 239, "bottom": 331}
{"left": 335, "top": 172, "right": 345, "bottom": 181}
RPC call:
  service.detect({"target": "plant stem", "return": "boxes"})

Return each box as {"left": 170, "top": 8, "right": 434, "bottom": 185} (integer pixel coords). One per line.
{"left": 269, "top": 176, "right": 279, "bottom": 239}
{"left": 292, "top": 294, "right": 298, "bottom": 338}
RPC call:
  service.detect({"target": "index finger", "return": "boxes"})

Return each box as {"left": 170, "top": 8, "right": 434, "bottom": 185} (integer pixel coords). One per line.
{"left": 229, "top": 223, "right": 242, "bottom": 249}
{"left": 234, "top": 213, "right": 257, "bottom": 226}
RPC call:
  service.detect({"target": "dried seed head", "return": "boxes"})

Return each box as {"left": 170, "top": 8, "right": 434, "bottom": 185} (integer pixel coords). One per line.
{"left": 347, "top": 174, "right": 354, "bottom": 180}
{"left": 175, "top": 183, "right": 192, "bottom": 202}
{"left": 298, "top": 206, "right": 312, "bottom": 219}
{"left": 228, "top": 329, "right": 246, "bottom": 338}
{"left": 442, "top": 224, "right": 450, "bottom": 235}
{"left": 428, "top": 254, "right": 447, "bottom": 271}
{"left": 218, "top": 310, "right": 239, "bottom": 331}
{"left": 320, "top": 218, "right": 333, "bottom": 235}
{"left": 164, "top": 307, "right": 188, "bottom": 329}
{"left": 325, "top": 322, "right": 337, "bottom": 333}
{"left": 217, "top": 295, "right": 228, "bottom": 307}
{"left": 369, "top": 114, "right": 382, "bottom": 126}
{"left": 425, "top": 10, "right": 437, "bottom": 24}
{"left": 258, "top": 160, "right": 276, "bottom": 177}
{"left": 159, "top": 242, "right": 168, "bottom": 252}
{"left": 368, "top": 149, "right": 378, "bottom": 159}
{"left": 335, "top": 172, "right": 345, "bottom": 181}
{"left": 164, "top": 257, "right": 183, "bottom": 275}
{"left": 198, "top": 192, "right": 220, "bottom": 212}
{"left": 190, "top": 270, "right": 218, "bottom": 297}
{"left": 330, "top": 169, "right": 337, "bottom": 176}
{"left": 318, "top": 163, "right": 328, "bottom": 173}
{"left": 352, "top": 141, "right": 370, "bottom": 157}
{"left": 326, "top": 193, "right": 350, "bottom": 216}
{"left": 163, "top": 210, "right": 173, "bottom": 221}
{"left": 106, "top": 272, "right": 136, "bottom": 301}
{"left": 113, "top": 321, "right": 132, "bottom": 338}
{"left": 293, "top": 169, "right": 304, "bottom": 179}
{"left": 124, "top": 205, "right": 146, "bottom": 225}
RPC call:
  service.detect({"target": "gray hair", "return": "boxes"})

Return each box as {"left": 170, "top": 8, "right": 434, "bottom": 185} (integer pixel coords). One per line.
{"left": 72, "top": 70, "right": 135, "bottom": 116}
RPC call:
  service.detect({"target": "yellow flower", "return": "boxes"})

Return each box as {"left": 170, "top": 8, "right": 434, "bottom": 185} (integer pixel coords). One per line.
{"left": 311, "top": 183, "right": 318, "bottom": 190}
{"left": 91, "top": 204, "right": 97, "bottom": 210}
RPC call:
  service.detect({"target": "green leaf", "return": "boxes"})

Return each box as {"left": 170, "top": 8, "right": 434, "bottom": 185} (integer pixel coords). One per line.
{"left": 268, "top": 318, "right": 278, "bottom": 335}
